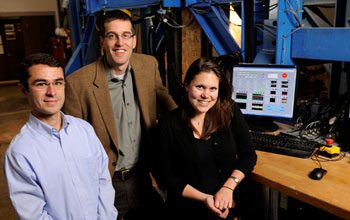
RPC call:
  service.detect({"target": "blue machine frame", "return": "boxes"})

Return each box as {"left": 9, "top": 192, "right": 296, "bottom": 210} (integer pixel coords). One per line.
{"left": 65, "top": 0, "right": 350, "bottom": 75}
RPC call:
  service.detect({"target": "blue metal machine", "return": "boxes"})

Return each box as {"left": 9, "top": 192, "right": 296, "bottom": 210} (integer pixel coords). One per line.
{"left": 66, "top": 0, "right": 350, "bottom": 78}
{"left": 65, "top": 0, "right": 241, "bottom": 75}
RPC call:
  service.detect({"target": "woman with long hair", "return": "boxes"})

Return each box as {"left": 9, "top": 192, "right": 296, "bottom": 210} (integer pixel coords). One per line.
{"left": 155, "top": 57, "right": 257, "bottom": 220}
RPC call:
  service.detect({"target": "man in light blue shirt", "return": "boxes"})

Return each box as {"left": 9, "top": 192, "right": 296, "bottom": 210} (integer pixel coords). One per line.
{"left": 4, "top": 53, "right": 117, "bottom": 220}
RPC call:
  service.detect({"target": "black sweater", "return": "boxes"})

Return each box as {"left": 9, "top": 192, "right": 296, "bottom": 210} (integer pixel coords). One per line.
{"left": 155, "top": 102, "right": 257, "bottom": 204}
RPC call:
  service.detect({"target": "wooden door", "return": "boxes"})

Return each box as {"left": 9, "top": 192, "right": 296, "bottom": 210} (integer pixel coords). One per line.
{"left": 21, "top": 16, "right": 55, "bottom": 56}
{"left": 0, "top": 18, "right": 25, "bottom": 81}
{"left": 0, "top": 15, "right": 55, "bottom": 82}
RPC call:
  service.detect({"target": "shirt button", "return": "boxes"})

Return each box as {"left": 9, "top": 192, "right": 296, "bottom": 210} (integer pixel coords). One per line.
{"left": 127, "top": 103, "right": 130, "bottom": 106}
{"left": 214, "top": 142, "right": 218, "bottom": 145}
{"left": 218, "top": 169, "right": 222, "bottom": 173}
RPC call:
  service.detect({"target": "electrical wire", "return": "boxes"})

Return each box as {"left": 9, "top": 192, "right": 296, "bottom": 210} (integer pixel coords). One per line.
{"left": 296, "top": 0, "right": 301, "bottom": 19}
{"left": 285, "top": 0, "right": 302, "bottom": 27}
{"left": 255, "top": 23, "right": 277, "bottom": 33}
{"left": 312, "top": 150, "right": 346, "bottom": 163}
{"left": 311, "top": 150, "right": 324, "bottom": 169}
{"left": 191, "top": 7, "right": 211, "bottom": 15}
{"left": 160, "top": 13, "right": 195, "bottom": 29}
{"left": 281, "top": 27, "right": 301, "bottom": 64}
{"left": 254, "top": 25, "right": 276, "bottom": 39}
{"left": 254, "top": 3, "right": 278, "bottom": 13}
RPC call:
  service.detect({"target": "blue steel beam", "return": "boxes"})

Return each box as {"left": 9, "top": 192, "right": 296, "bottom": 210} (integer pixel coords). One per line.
{"left": 65, "top": 13, "right": 96, "bottom": 75}
{"left": 292, "top": 27, "right": 350, "bottom": 62}
{"left": 163, "top": 0, "right": 181, "bottom": 7}
{"left": 82, "top": 16, "right": 99, "bottom": 64}
{"left": 69, "top": 0, "right": 83, "bottom": 51}
{"left": 65, "top": 0, "right": 85, "bottom": 75}
{"left": 190, "top": 5, "right": 240, "bottom": 56}
{"left": 251, "top": 1, "right": 274, "bottom": 64}
{"left": 184, "top": 0, "right": 238, "bottom": 7}
{"left": 65, "top": 43, "right": 82, "bottom": 75}
{"left": 275, "top": 0, "right": 303, "bottom": 65}
{"left": 84, "top": 0, "right": 162, "bottom": 15}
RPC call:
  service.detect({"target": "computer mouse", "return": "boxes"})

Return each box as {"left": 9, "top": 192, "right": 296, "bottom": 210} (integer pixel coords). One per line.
{"left": 309, "top": 168, "right": 327, "bottom": 180}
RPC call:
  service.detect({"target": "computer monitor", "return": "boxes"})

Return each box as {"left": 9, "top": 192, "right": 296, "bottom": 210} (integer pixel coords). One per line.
{"left": 232, "top": 64, "right": 298, "bottom": 132}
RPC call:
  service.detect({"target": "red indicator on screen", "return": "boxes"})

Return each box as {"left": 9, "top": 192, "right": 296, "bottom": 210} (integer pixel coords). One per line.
{"left": 282, "top": 73, "right": 287, "bottom": 78}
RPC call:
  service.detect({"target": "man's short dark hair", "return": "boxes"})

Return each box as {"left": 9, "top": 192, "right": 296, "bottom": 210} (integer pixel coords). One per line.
{"left": 19, "top": 53, "right": 62, "bottom": 91}
{"left": 96, "top": 10, "right": 134, "bottom": 36}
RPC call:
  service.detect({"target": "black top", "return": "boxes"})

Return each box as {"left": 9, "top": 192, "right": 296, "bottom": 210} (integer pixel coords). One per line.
{"left": 194, "top": 138, "right": 220, "bottom": 194}
{"left": 154, "top": 102, "right": 257, "bottom": 220}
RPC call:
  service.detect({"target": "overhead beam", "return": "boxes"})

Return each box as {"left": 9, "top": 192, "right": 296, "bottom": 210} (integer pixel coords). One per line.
{"left": 291, "top": 27, "right": 350, "bottom": 62}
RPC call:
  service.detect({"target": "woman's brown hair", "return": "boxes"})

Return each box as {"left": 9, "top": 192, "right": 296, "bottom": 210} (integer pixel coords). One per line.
{"left": 181, "top": 57, "right": 233, "bottom": 139}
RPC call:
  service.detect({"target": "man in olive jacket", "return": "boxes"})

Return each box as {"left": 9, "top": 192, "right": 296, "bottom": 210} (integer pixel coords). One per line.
{"left": 62, "top": 10, "right": 177, "bottom": 220}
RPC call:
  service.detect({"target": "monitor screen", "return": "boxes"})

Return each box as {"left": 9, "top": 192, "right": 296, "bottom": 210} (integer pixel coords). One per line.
{"left": 232, "top": 64, "right": 298, "bottom": 131}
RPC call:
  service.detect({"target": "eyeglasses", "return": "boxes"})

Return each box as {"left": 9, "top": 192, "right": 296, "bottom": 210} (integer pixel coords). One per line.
{"left": 104, "top": 32, "right": 135, "bottom": 41}
{"left": 31, "top": 80, "right": 65, "bottom": 90}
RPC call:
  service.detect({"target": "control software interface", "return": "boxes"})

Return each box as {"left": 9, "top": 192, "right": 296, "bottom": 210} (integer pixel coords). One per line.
{"left": 232, "top": 65, "right": 297, "bottom": 119}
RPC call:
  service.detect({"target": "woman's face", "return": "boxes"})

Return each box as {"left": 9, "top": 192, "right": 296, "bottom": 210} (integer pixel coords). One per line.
{"left": 185, "top": 71, "right": 219, "bottom": 115}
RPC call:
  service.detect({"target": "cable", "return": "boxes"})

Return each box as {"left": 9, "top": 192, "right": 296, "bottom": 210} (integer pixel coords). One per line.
{"left": 281, "top": 27, "right": 301, "bottom": 64}
{"left": 312, "top": 150, "right": 346, "bottom": 163}
{"left": 254, "top": 25, "right": 276, "bottom": 39}
{"left": 311, "top": 150, "right": 324, "bottom": 169}
{"left": 297, "top": 0, "right": 301, "bottom": 19}
{"left": 254, "top": 3, "right": 278, "bottom": 13}
{"left": 191, "top": 7, "right": 211, "bottom": 15}
{"left": 133, "top": 13, "right": 157, "bottom": 25}
{"left": 254, "top": 24, "right": 276, "bottom": 39}
{"left": 285, "top": 0, "right": 302, "bottom": 27}
{"left": 160, "top": 13, "right": 195, "bottom": 29}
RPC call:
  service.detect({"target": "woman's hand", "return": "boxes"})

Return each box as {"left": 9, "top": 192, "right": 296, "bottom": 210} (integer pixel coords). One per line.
{"left": 214, "top": 186, "right": 234, "bottom": 210}
{"left": 218, "top": 208, "right": 230, "bottom": 219}
{"left": 203, "top": 195, "right": 231, "bottom": 218}
{"left": 182, "top": 184, "right": 232, "bottom": 218}
{"left": 204, "top": 195, "right": 225, "bottom": 216}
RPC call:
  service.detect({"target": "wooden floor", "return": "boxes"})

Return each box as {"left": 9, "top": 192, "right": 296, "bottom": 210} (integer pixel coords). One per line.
{"left": 0, "top": 84, "right": 29, "bottom": 219}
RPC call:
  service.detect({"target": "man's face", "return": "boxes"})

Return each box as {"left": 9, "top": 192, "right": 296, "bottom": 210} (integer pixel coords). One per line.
{"left": 100, "top": 19, "right": 136, "bottom": 72}
{"left": 20, "top": 64, "right": 65, "bottom": 122}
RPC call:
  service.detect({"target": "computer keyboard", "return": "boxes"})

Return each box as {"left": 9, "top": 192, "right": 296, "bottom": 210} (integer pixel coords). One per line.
{"left": 249, "top": 131, "right": 321, "bottom": 158}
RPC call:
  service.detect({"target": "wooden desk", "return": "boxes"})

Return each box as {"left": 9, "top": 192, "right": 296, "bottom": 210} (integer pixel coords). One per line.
{"left": 250, "top": 150, "right": 350, "bottom": 219}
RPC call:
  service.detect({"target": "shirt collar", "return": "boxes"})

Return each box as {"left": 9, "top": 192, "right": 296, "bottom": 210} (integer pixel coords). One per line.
{"left": 103, "top": 55, "right": 131, "bottom": 82}
{"left": 28, "top": 112, "right": 70, "bottom": 138}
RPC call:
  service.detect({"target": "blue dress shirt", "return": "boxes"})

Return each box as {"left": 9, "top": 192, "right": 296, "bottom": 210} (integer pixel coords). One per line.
{"left": 4, "top": 112, "right": 118, "bottom": 220}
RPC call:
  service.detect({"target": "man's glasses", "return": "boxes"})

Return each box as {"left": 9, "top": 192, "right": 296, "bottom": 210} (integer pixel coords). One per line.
{"left": 31, "top": 80, "right": 65, "bottom": 90}
{"left": 104, "top": 32, "right": 135, "bottom": 41}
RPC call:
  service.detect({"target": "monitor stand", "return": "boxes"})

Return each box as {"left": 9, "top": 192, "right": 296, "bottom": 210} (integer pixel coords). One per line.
{"left": 245, "top": 116, "right": 279, "bottom": 132}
